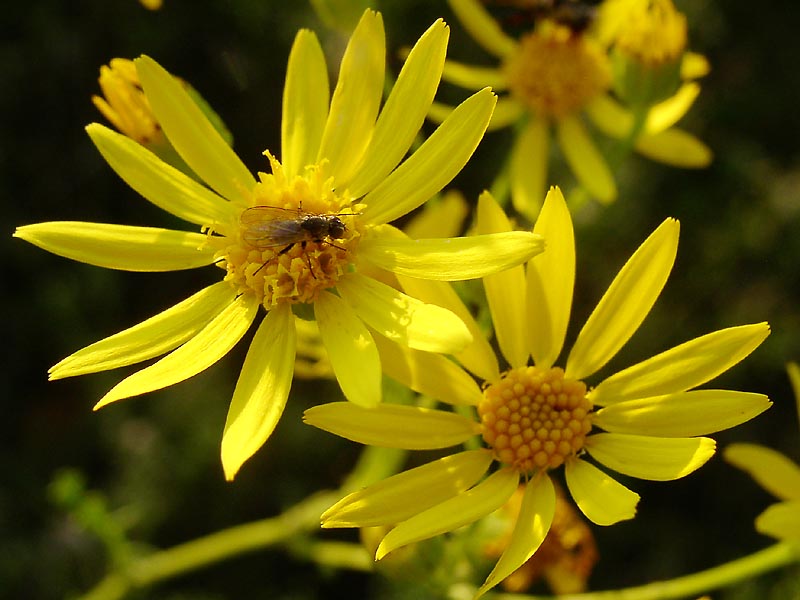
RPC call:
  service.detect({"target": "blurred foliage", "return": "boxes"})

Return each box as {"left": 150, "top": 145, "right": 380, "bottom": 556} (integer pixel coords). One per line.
{"left": 3, "top": 0, "right": 800, "bottom": 599}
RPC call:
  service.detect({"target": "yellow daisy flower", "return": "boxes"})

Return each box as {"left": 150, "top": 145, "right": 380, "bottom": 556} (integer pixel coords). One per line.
{"left": 15, "top": 10, "right": 545, "bottom": 480}
{"left": 304, "top": 187, "right": 771, "bottom": 597}
{"left": 435, "top": 0, "right": 712, "bottom": 217}
{"left": 725, "top": 363, "right": 800, "bottom": 540}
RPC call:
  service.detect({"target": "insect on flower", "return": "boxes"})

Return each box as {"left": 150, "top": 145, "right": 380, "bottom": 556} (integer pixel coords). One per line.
{"left": 240, "top": 204, "right": 354, "bottom": 276}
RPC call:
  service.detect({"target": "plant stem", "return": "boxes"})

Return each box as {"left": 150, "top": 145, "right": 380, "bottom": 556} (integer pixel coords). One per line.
{"left": 489, "top": 541, "right": 800, "bottom": 600}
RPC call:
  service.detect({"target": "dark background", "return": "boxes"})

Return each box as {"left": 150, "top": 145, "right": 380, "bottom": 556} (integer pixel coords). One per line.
{"left": 3, "top": 1, "right": 800, "bottom": 598}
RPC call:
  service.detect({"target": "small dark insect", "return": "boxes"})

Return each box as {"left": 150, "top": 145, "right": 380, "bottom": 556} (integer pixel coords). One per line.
{"left": 485, "top": 0, "right": 598, "bottom": 35}
{"left": 240, "top": 205, "right": 352, "bottom": 276}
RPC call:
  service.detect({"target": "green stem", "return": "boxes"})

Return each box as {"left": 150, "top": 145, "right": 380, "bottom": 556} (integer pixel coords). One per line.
{"left": 489, "top": 541, "right": 800, "bottom": 600}
{"left": 80, "top": 490, "right": 338, "bottom": 600}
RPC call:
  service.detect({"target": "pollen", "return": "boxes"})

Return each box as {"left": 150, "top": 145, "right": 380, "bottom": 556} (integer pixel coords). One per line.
{"left": 614, "top": 0, "right": 687, "bottom": 67}
{"left": 212, "top": 153, "right": 362, "bottom": 308}
{"left": 479, "top": 366, "right": 592, "bottom": 473}
{"left": 503, "top": 22, "right": 612, "bottom": 119}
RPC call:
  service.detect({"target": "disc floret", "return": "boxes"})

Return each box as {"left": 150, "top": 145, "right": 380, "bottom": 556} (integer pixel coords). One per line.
{"left": 479, "top": 366, "right": 592, "bottom": 473}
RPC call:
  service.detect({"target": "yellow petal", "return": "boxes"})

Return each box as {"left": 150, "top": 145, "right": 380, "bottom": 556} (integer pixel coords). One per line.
{"left": 491, "top": 97, "right": 526, "bottom": 131}
{"left": 373, "top": 334, "right": 483, "bottom": 406}
{"left": 440, "top": 57, "right": 507, "bottom": 91}
{"left": 14, "top": 222, "right": 216, "bottom": 272}
{"left": 556, "top": 115, "right": 617, "bottom": 204}
{"left": 566, "top": 218, "right": 679, "bottom": 381}
{"left": 646, "top": 83, "right": 701, "bottom": 134}
{"left": 49, "top": 282, "right": 236, "bottom": 380}
{"left": 755, "top": 501, "right": 800, "bottom": 540}
{"left": 282, "top": 29, "right": 329, "bottom": 179}
{"left": 315, "top": 291, "right": 381, "bottom": 408}
{"left": 510, "top": 116, "right": 550, "bottom": 220}
{"left": 789, "top": 362, "right": 800, "bottom": 430}
{"left": 396, "top": 274, "right": 500, "bottom": 382}
{"left": 316, "top": 9, "right": 384, "bottom": 186}
{"left": 585, "top": 433, "right": 716, "bottom": 481}
{"left": 724, "top": 443, "right": 800, "bottom": 501}
{"left": 348, "top": 19, "right": 449, "bottom": 197}
{"left": 590, "top": 323, "right": 771, "bottom": 404}
{"left": 593, "top": 390, "right": 771, "bottom": 437}
{"left": 321, "top": 449, "right": 492, "bottom": 527}
{"left": 527, "top": 187, "right": 574, "bottom": 369}
{"left": 86, "top": 124, "right": 234, "bottom": 228}
{"left": 376, "top": 467, "right": 519, "bottom": 559}
{"left": 361, "top": 88, "right": 496, "bottom": 226}
{"left": 360, "top": 229, "right": 544, "bottom": 281}
{"left": 635, "top": 128, "right": 713, "bottom": 168}
{"left": 681, "top": 51, "right": 711, "bottom": 79}
{"left": 447, "top": 0, "right": 517, "bottom": 58}
{"left": 336, "top": 273, "right": 472, "bottom": 354}
{"left": 303, "top": 402, "right": 479, "bottom": 449}
{"left": 565, "top": 458, "right": 639, "bottom": 525}
{"left": 476, "top": 475, "right": 556, "bottom": 598}
{"left": 135, "top": 56, "right": 256, "bottom": 204}
{"left": 476, "top": 191, "right": 529, "bottom": 368}
{"left": 94, "top": 294, "right": 259, "bottom": 409}
{"left": 403, "top": 190, "right": 469, "bottom": 240}
{"left": 221, "top": 303, "right": 296, "bottom": 480}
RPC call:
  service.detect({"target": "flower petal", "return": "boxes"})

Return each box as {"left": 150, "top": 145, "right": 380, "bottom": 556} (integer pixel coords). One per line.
{"left": 476, "top": 191, "right": 529, "bottom": 369}
{"left": 321, "top": 449, "right": 493, "bottom": 527}
{"left": 336, "top": 273, "right": 472, "bottom": 354}
{"left": 221, "top": 303, "right": 295, "bottom": 480}
{"left": 565, "top": 458, "right": 639, "bottom": 525}
{"left": 566, "top": 218, "right": 679, "bottom": 381}
{"left": 348, "top": 19, "right": 449, "bottom": 197}
{"left": 590, "top": 323, "right": 771, "bottom": 404}
{"left": 593, "top": 390, "right": 771, "bottom": 437}
{"left": 403, "top": 190, "right": 469, "bottom": 240}
{"left": 373, "top": 334, "right": 483, "bottom": 406}
{"left": 94, "top": 294, "right": 259, "bottom": 409}
{"left": 447, "top": 0, "right": 517, "bottom": 58}
{"left": 360, "top": 230, "right": 544, "bottom": 281}
{"left": 14, "top": 222, "right": 216, "bottom": 272}
{"left": 440, "top": 58, "right": 508, "bottom": 91}
{"left": 303, "top": 402, "right": 479, "bottom": 450}
{"left": 49, "top": 282, "right": 236, "bottom": 379}
{"left": 476, "top": 475, "right": 556, "bottom": 598}
{"left": 361, "top": 88, "right": 496, "bottom": 226}
{"left": 585, "top": 433, "right": 716, "bottom": 481}
{"left": 556, "top": 115, "right": 616, "bottom": 204}
{"left": 646, "top": 83, "right": 701, "bottom": 134}
{"left": 376, "top": 467, "right": 519, "bottom": 559}
{"left": 491, "top": 98, "right": 526, "bottom": 131}
{"left": 510, "top": 116, "right": 550, "bottom": 220}
{"left": 755, "top": 501, "right": 800, "bottom": 540}
{"left": 86, "top": 124, "right": 234, "bottom": 228}
{"left": 396, "top": 274, "right": 500, "bottom": 382}
{"left": 724, "top": 443, "right": 800, "bottom": 501}
{"left": 527, "top": 187, "right": 575, "bottom": 370}
{"left": 315, "top": 291, "right": 381, "bottom": 408}
{"left": 316, "top": 9, "right": 385, "bottom": 187}
{"left": 136, "top": 56, "right": 256, "bottom": 204}
{"left": 635, "top": 128, "right": 712, "bottom": 168}
{"left": 282, "top": 29, "right": 329, "bottom": 179}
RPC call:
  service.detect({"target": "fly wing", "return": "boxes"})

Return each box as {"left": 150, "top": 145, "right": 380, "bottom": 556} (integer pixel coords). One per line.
{"left": 240, "top": 206, "right": 304, "bottom": 248}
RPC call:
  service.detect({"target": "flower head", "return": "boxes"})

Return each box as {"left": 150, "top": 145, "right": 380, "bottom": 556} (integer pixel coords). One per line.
{"left": 725, "top": 363, "right": 800, "bottom": 540}
{"left": 436, "top": 0, "right": 712, "bottom": 217}
{"left": 15, "top": 10, "right": 545, "bottom": 480}
{"left": 304, "top": 187, "right": 771, "bottom": 597}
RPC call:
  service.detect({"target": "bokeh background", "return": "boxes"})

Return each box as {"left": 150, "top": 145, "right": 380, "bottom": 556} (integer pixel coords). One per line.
{"left": 3, "top": 0, "right": 800, "bottom": 598}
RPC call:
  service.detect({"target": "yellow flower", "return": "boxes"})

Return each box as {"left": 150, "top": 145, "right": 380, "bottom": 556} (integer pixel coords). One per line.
{"left": 15, "top": 10, "right": 545, "bottom": 480}
{"left": 725, "top": 363, "right": 800, "bottom": 540}
{"left": 435, "top": 0, "right": 712, "bottom": 218}
{"left": 304, "top": 187, "right": 771, "bottom": 597}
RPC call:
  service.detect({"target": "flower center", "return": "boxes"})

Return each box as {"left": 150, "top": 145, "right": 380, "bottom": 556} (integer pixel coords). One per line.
{"left": 503, "top": 22, "right": 611, "bottom": 119}
{"left": 212, "top": 153, "right": 362, "bottom": 308}
{"left": 614, "top": 0, "right": 687, "bottom": 67}
{"left": 479, "top": 366, "right": 592, "bottom": 473}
